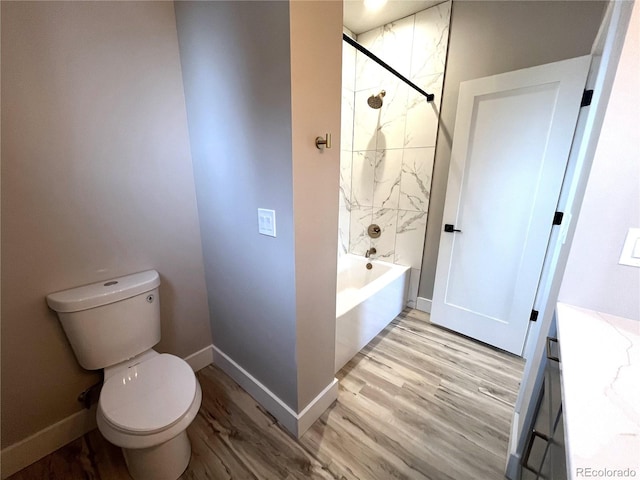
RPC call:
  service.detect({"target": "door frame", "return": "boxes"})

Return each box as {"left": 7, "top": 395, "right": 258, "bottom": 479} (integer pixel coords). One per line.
{"left": 506, "top": 1, "right": 635, "bottom": 477}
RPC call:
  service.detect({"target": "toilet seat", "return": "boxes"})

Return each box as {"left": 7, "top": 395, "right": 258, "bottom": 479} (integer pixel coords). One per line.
{"left": 99, "top": 354, "right": 197, "bottom": 436}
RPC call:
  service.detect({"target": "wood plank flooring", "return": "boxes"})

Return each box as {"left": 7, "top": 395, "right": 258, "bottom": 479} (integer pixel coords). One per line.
{"left": 7, "top": 309, "right": 524, "bottom": 480}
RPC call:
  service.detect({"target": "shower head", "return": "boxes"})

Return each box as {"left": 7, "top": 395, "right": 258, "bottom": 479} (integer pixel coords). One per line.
{"left": 367, "top": 90, "right": 386, "bottom": 109}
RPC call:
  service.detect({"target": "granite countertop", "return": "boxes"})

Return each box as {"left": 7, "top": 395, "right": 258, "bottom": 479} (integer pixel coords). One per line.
{"left": 556, "top": 302, "right": 640, "bottom": 479}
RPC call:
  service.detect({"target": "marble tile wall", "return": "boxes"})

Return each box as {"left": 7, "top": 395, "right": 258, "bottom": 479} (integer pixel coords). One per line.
{"left": 339, "top": 2, "right": 451, "bottom": 306}
{"left": 338, "top": 27, "right": 356, "bottom": 258}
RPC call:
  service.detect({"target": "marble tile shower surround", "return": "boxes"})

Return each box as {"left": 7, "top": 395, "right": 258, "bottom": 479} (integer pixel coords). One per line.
{"left": 338, "top": 2, "right": 451, "bottom": 305}
{"left": 338, "top": 27, "right": 356, "bottom": 257}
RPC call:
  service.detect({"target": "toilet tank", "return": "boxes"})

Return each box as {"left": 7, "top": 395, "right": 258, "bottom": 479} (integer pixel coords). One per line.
{"left": 46, "top": 270, "right": 161, "bottom": 370}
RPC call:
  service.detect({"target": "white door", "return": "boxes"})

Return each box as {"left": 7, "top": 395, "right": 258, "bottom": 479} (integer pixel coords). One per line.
{"left": 431, "top": 56, "right": 591, "bottom": 355}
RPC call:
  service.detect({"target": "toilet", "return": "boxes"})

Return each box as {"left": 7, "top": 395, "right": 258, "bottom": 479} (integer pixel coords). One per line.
{"left": 46, "top": 270, "right": 202, "bottom": 480}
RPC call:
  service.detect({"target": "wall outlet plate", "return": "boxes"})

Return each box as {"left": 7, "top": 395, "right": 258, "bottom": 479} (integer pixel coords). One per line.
{"left": 619, "top": 227, "right": 640, "bottom": 267}
{"left": 258, "top": 208, "right": 276, "bottom": 237}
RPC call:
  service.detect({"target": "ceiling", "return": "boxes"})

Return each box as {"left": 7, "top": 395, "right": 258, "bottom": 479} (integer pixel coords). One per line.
{"left": 343, "top": 0, "right": 444, "bottom": 35}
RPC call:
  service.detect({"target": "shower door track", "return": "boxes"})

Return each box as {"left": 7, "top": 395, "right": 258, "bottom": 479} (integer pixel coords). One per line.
{"left": 342, "top": 33, "right": 435, "bottom": 103}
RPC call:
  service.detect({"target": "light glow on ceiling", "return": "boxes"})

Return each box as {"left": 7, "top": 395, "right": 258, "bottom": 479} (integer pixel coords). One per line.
{"left": 363, "top": 0, "right": 388, "bottom": 13}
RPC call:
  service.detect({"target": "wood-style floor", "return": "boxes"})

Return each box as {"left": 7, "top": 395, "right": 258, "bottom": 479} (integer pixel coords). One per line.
{"left": 7, "top": 309, "right": 524, "bottom": 480}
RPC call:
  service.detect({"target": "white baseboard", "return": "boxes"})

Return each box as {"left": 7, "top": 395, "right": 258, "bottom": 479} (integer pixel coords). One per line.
{"left": 416, "top": 296, "right": 432, "bottom": 313}
{"left": 296, "top": 379, "right": 339, "bottom": 436}
{"left": 183, "top": 344, "right": 214, "bottom": 372}
{"left": 212, "top": 345, "right": 338, "bottom": 438}
{"left": 1, "top": 406, "right": 97, "bottom": 479}
{"left": 0, "top": 345, "right": 215, "bottom": 479}
{"left": 505, "top": 453, "right": 521, "bottom": 480}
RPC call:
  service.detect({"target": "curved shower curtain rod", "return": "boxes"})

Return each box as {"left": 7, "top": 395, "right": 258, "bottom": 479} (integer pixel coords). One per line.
{"left": 342, "top": 33, "right": 435, "bottom": 103}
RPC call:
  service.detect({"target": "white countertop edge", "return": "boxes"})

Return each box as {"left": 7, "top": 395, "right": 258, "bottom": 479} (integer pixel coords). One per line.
{"left": 556, "top": 302, "right": 640, "bottom": 479}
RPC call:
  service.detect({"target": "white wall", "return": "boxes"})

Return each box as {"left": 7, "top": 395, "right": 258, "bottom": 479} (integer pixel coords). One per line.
{"left": 559, "top": 1, "right": 640, "bottom": 321}
{"left": 1, "top": 1, "right": 211, "bottom": 449}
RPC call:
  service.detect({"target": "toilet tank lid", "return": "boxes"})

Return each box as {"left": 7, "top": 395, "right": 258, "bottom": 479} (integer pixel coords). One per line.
{"left": 46, "top": 270, "right": 160, "bottom": 313}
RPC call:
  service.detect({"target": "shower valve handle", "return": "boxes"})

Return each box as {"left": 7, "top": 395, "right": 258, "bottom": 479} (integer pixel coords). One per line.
{"left": 315, "top": 133, "right": 332, "bottom": 150}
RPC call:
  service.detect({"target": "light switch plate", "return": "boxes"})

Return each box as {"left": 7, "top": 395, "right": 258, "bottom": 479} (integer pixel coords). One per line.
{"left": 619, "top": 227, "right": 640, "bottom": 267}
{"left": 258, "top": 208, "right": 276, "bottom": 237}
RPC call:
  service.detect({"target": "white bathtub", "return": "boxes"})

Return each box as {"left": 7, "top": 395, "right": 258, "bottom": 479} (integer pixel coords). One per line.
{"left": 335, "top": 254, "right": 410, "bottom": 373}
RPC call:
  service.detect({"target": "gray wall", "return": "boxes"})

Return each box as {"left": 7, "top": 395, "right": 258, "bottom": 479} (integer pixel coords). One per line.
{"left": 1, "top": 1, "right": 212, "bottom": 448}
{"left": 559, "top": 5, "right": 640, "bottom": 321}
{"left": 419, "top": 0, "right": 606, "bottom": 300}
{"left": 175, "top": 1, "right": 342, "bottom": 415}
{"left": 174, "top": 2, "right": 299, "bottom": 409}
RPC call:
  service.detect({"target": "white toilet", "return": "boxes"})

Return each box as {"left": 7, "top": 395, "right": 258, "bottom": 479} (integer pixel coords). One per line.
{"left": 46, "top": 270, "right": 202, "bottom": 480}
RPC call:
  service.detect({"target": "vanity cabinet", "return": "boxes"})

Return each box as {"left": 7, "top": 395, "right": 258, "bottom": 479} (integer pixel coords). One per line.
{"left": 521, "top": 336, "right": 566, "bottom": 480}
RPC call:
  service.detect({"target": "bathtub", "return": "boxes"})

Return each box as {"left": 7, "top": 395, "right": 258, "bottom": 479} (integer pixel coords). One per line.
{"left": 335, "top": 254, "right": 410, "bottom": 373}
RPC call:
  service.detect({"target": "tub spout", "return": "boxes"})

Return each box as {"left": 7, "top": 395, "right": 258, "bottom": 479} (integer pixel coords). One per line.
{"left": 365, "top": 248, "right": 377, "bottom": 258}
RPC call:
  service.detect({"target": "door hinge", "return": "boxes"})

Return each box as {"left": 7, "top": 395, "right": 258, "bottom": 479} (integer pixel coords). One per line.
{"left": 581, "top": 89, "right": 594, "bottom": 107}
{"left": 530, "top": 310, "right": 539, "bottom": 322}
{"left": 553, "top": 211, "right": 564, "bottom": 225}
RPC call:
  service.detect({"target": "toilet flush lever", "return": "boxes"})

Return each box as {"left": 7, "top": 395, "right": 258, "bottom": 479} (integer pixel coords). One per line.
{"left": 315, "top": 133, "right": 332, "bottom": 150}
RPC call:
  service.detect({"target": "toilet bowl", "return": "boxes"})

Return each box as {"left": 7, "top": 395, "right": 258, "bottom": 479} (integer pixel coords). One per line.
{"left": 46, "top": 270, "right": 202, "bottom": 480}
{"left": 96, "top": 351, "right": 202, "bottom": 480}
